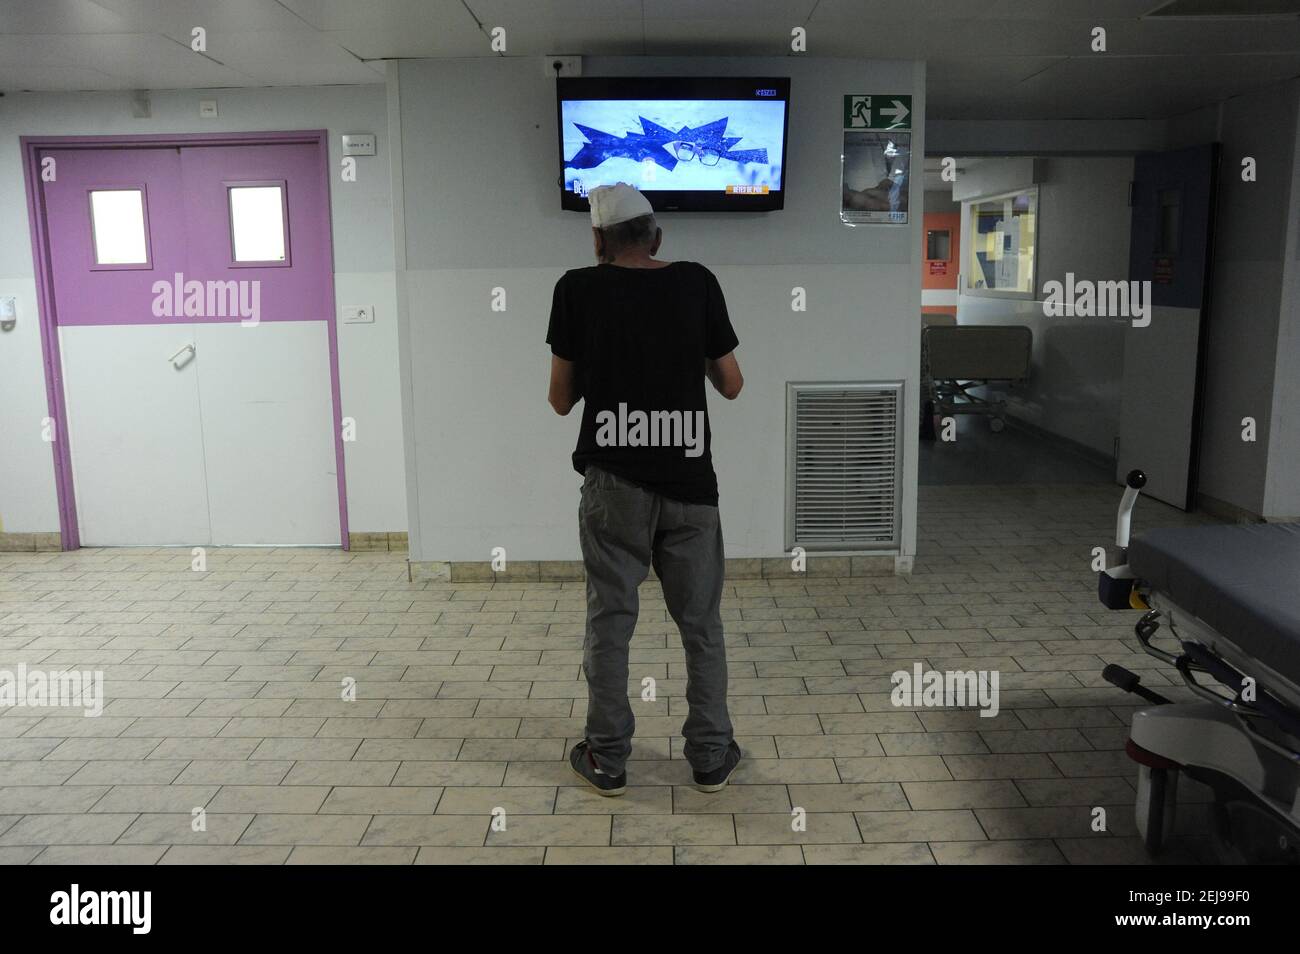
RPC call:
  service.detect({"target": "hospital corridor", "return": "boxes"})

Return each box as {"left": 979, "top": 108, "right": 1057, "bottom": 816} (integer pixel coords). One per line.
{"left": 0, "top": 0, "right": 1298, "bottom": 934}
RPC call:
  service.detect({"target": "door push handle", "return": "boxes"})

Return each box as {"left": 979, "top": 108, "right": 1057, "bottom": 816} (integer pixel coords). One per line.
{"left": 169, "top": 343, "right": 196, "bottom": 369}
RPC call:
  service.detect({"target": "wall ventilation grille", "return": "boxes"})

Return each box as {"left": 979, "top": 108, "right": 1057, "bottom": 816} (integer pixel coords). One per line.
{"left": 786, "top": 382, "right": 902, "bottom": 551}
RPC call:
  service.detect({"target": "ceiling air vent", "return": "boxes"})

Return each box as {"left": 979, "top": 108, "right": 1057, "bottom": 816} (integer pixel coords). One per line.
{"left": 786, "top": 382, "right": 903, "bottom": 552}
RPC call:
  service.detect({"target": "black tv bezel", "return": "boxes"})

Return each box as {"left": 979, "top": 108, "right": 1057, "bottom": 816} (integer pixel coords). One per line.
{"left": 556, "top": 76, "right": 790, "bottom": 214}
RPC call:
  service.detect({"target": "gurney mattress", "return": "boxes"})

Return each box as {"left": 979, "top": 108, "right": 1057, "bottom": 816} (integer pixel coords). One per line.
{"left": 1130, "top": 523, "right": 1300, "bottom": 682}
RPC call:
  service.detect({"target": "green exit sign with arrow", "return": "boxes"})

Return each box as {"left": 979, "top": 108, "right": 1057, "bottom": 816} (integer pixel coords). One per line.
{"left": 843, "top": 94, "right": 912, "bottom": 130}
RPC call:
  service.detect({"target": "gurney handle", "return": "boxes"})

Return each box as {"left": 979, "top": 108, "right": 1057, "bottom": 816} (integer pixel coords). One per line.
{"left": 1116, "top": 469, "right": 1147, "bottom": 549}
{"left": 1102, "top": 663, "right": 1171, "bottom": 705}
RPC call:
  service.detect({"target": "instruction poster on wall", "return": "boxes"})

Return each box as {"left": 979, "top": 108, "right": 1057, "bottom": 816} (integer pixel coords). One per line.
{"left": 995, "top": 223, "right": 1020, "bottom": 287}
{"left": 841, "top": 130, "right": 910, "bottom": 225}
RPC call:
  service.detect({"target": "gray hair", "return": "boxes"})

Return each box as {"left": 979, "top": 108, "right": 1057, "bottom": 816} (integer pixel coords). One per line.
{"left": 598, "top": 213, "right": 658, "bottom": 258}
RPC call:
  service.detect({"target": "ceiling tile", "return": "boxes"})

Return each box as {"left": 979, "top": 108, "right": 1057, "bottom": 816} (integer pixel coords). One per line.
{"left": 805, "top": 15, "right": 1095, "bottom": 57}
{"left": 466, "top": 0, "right": 643, "bottom": 21}
{"left": 811, "top": 0, "right": 1158, "bottom": 22}
{"left": 987, "top": 0, "right": 1166, "bottom": 19}
{"left": 0, "top": 0, "right": 1294, "bottom": 119}
{"left": 643, "top": 0, "right": 818, "bottom": 18}
{"left": 1101, "top": 15, "right": 1300, "bottom": 53}
{"left": 276, "top": 0, "right": 478, "bottom": 31}
{"left": 0, "top": 33, "right": 247, "bottom": 87}
{"left": 322, "top": 28, "right": 486, "bottom": 60}
{"left": 0, "top": 64, "right": 126, "bottom": 91}
{"left": 485, "top": 20, "right": 647, "bottom": 55}
{"left": 927, "top": 55, "right": 1064, "bottom": 97}
{"left": 203, "top": 31, "right": 381, "bottom": 85}
{"left": 642, "top": 18, "right": 823, "bottom": 55}
{"left": 89, "top": 0, "right": 316, "bottom": 33}
{"left": 0, "top": 0, "right": 136, "bottom": 34}
{"left": 934, "top": 51, "right": 1300, "bottom": 119}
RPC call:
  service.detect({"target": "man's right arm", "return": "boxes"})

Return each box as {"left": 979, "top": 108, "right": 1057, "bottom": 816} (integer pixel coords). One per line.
{"left": 546, "top": 274, "right": 582, "bottom": 414}
{"left": 706, "top": 351, "right": 743, "bottom": 400}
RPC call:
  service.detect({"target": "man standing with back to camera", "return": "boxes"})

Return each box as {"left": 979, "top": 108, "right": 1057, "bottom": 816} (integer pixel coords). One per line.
{"left": 546, "top": 182, "right": 745, "bottom": 796}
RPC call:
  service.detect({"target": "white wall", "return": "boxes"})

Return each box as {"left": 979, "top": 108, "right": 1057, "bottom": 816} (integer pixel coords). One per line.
{"left": 392, "top": 56, "right": 924, "bottom": 562}
{"left": 1170, "top": 81, "right": 1298, "bottom": 518}
{"left": 952, "top": 157, "right": 1042, "bottom": 203}
{"left": 924, "top": 189, "right": 959, "bottom": 214}
{"left": 0, "top": 85, "right": 406, "bottom": 536}
{"left": 955, "top": 156, "right": 1134, "bottom": 458}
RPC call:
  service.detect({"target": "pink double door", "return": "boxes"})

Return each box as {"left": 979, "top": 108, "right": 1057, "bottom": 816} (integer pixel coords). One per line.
{"left": 37, "top": 138, "right": 343, "bottom": 546}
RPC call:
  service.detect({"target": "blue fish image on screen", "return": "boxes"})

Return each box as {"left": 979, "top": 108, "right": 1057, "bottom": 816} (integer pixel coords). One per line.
{"left": 567, "top": 116, "right": 769, "bottom": 172}
{"left": 562, "top": 99, "right": 785, "bottom": 193}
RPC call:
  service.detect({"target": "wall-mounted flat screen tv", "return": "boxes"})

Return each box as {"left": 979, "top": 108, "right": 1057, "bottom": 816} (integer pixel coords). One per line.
{"left": 557, "top": 76, "right": 790, "bottom": 213}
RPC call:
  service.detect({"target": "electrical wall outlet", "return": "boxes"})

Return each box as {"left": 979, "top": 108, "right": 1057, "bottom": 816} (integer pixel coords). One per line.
{"left": 342, "top": 305, "right": 374, "bottom": 324}
{"left": 199, "top": 99, "right": 218, "bottom": 118}
{"left": 543, "top": 55, "right": 581, "bottom": 78}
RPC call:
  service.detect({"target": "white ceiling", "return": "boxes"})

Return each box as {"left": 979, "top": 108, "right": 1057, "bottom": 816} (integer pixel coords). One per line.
{"left": 0, "top": 0, "right": 1298, "bottom": 119}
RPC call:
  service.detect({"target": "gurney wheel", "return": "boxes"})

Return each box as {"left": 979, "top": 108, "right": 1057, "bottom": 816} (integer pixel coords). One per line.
{"left": 1141, "top": 767, "right": 1170, "bottom": 856}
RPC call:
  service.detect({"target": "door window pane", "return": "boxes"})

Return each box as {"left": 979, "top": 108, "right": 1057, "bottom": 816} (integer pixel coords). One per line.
{"left": 926, "top": 229, "right": 951, "bottom": 261}
{"left": 965, "top": 188, "right": 1037, "bottom": 295}
{"left": 229, "top": 185, "right": 287, "bottom": 263}
{"left": 90, "top": 189, "right": 149, "bottom": 265}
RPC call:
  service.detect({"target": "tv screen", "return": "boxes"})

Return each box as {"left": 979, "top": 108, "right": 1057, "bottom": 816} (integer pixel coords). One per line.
{"left": 557, "top": 76, "right": 790, "bottom": 213}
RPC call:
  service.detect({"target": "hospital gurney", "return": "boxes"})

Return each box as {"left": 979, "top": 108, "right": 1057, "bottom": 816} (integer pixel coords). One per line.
{"left": 1099, "top": 470, "right": 1300, "bottom": 863}
{"left": 921, "top": 325, "right": 1031, "bottom": 433}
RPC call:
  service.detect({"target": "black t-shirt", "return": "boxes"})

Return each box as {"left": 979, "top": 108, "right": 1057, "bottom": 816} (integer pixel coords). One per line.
{"left": 546, "top": 261, "right": 739, "bottom": 505}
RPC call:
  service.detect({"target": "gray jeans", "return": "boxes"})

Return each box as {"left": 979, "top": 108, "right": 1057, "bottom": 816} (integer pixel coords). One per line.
{"left": 577, "top": 465, "right": 733, "bottom": 776}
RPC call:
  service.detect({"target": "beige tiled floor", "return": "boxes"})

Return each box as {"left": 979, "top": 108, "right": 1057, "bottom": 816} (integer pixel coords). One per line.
{"left": 0, "top": 484, "right": 1219, "bottom": 864}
